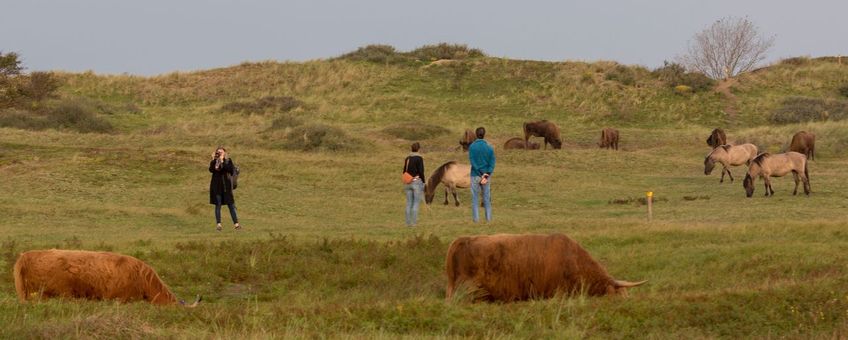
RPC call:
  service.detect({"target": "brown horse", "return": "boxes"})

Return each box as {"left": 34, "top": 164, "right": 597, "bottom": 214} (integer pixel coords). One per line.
{"left": 523, "top": 120, "right": 562, "bottom": 149}
{"left": 425, "top": 161, "right": 471, "bottom": 206}
{"left": 743, "top": 152, "right": 810, "bottom": 197}
{"left": 504, "top": 137, "right": 540, "bottom": 150}
{"left": 598, "top": 128, "right": 619, "bottom": 150}
{"left": 704, "top": 143, "right": 758, "bottom": 183}
{"left": 459, "top": 130, "right": 476, "bottom": 151}
{"left": 706, "top": 128, "right": 727, "bottom": 148}
{"left": 789, "top": 131, "right": 815, "bottom": 161}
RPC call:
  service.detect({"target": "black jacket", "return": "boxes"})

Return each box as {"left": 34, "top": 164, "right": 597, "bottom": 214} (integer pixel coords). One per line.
{"left": 209, "top": 158, "right": 235, "bottom": 204}
{"left": 403, "top": 154, "right": 425, "bottom": 183}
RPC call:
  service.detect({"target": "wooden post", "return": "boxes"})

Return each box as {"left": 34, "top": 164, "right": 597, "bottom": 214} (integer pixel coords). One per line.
{"left": 646, "top": 191, "right": 653, "bottom": 222}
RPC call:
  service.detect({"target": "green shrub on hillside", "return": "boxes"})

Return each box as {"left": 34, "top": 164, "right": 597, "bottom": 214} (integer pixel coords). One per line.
{"left": 221, "top": 96, "right": 302, "bottom": 115}
{"left": 769, "top": 96, "right": 848, "bottom": 124}
{"left": 409, "top": 43, "right": 485, "bottom": 61}
{"left": 0, "top": 98, "right": 114, "bottom": 133}
{"left": 780, "top": 57, "right": 810, "bottom": 66}
{"left": 604, "top": 65, "right": 638, "bottom": 86}
{"left": 282, "top": 123, "right": 359, "bottom": 152}
{"left": 382, "top": 123, "right": 450, "bottom": 140}
{"left": 838, "top": 84, "right": 848, "bottom": 98}
{"left": 652, "top": 62, "right": 715, "bottom": 92}
{"left": 268, "top": 114, "right": 303, "bottom": 130}
{"left": 336, "top": 45, "right": 408, "bottom": 65}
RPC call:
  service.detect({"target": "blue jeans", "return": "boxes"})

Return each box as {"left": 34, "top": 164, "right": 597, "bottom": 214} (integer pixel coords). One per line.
{"left": 470, "top": 176, "right": 492, "bottom": 222}
{"left": 404, "top": 179, "right": 424, "bottom": 226}
{"left": 214, "top": 194, "right": 239, "bottom": 224}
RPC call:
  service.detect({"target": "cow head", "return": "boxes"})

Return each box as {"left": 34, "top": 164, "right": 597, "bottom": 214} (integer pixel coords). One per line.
{"left": 179, "top": 295, "right": 202, "bottom": 308}
{"left": 550, "top": 138, "right": 562, "bottom": 149}
{"left": 607, "top": 280, "right": 647, "bottom": 297}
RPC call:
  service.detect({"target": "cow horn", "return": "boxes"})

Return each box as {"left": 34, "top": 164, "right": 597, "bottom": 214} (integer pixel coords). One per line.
{"left": 182, "top": 294, "right": 202, "bottom": 308}
{"left": 613, "top": 280, "right": 647, "bottom": 288}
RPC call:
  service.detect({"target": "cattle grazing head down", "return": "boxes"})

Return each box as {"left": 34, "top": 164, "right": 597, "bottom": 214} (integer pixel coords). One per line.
{"left": 459, "top": 130, "right": 477, "bottom": 151}
{"left": 706, "top": 128, "right": 727, "bottom": 148}
{"left": 13, "top": 249, "right": 201, "bottom": 306}
{"left": 523, "top": 120, "right": 562, "bottom": 149}
{"left": 445, "top": 233, "right": 646, "bottom": 302}
{"left": 598, "top": 128, "right": 620, "bottom": 150}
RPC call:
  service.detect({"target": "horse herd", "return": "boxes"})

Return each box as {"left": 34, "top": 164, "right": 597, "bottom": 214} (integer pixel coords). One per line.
{"left": 704, "top": 128, "right": 814, "bottom": 197}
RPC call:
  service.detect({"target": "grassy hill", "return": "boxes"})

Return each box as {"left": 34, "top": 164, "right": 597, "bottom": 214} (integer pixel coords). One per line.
{"left": 1, "top": 50, "right": 848, "bottom": 338}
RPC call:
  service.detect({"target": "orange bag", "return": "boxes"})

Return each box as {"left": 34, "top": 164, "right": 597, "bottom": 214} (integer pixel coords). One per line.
{"left": 402, "top": 157, "right": 414, "bottom": 184}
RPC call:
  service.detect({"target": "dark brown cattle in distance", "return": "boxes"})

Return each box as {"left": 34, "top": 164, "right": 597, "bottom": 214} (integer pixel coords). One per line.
{"left": 459, "top": 129, "right": 477, "bottom": 151}
{"left": 14, "top": 249, "right": 200, "bottom": 306}
{"left": 504, "top": 137, "right": 540, "bottom": 150}
{"left": 706, "top": 128, "right": 727, "bottom": 148}
{"left": 523, "top": 120, "right": 562, "bottom": 149}
{"left": 598, "top": 128, "right": 620, "bottom": 150}
{"left": 789, "top": 131, "right": 815, "bottom": 161}
{"left": 445, "top": 233, "right": 646, "bottom": 302}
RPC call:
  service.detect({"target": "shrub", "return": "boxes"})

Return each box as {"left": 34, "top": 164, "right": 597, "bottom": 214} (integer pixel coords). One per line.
{"left": 282, "top": 124, "right": 359, "bottom": 152}
{"left": 780, "top": 57, "right": 810, "bottom": 66}
{"left": 409, "top": 43, "right": 485, "bottom": 61}
{"left": 838, "top": 84, "right": 848, "bottom": 98}
{"left": 674, "top": 85, "right": 692, "bottom": 95}
{"left": 652, "top": 61, "right": 715, "bottom": 92}
{"left": 382, "top": 123, "right": 450, "bottom": 140}
{"left": 20, "top": 71, "right": 60, "bottom": 103}
{"left": 336, "top": 45, "right": 406, "bottom": 64}
{"left": 605, "top": 65, "right": 637, "bottom": 86}
{"left": 221, "top": 96, "right": 302, "bottom": 115}
{"left": 0, "top": 98, "right": 114, "bottom": 133}
{"left": 769, "top": 96, "right": 848, "bottom": 124}
{"left": 268, "top": 114, "right": 303, "bottom": 130}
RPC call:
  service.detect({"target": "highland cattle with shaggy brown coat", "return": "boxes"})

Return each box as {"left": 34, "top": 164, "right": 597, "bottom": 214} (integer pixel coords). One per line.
{"left": 13, "top": 249, "right": 200, "bottom": 306}
{"left": 598, "top": 128, "right": 619, "bottom": 150}
{"left": 445, "top": 233, "right": 646, "bottom": 302}
{"left": 523, "top": 120, "right": 562, "bottom": 149}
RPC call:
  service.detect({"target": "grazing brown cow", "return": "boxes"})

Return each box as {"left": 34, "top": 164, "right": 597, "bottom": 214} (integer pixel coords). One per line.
{"left": 523, "top": 120, "right": 562, "bottom": 149}
{"left": 789, "top": 131, "right": 815, "bottom": 161}
{"left": 14, "top": 249, "right": 200, "bottom": 306}
{"left": 706, "top": 128, "right": 727, "bottom": 148}
{"left": 445, "top": 234, "right": 646, "bottom": 302}
{"left": 504, "top": 137, "right": 540, "bottom": 150}
{"left": 459, "top": 129, "right": 477, "bottom": 151}
{"left": 598, "top": 128, "right": 620, "bottom": 150}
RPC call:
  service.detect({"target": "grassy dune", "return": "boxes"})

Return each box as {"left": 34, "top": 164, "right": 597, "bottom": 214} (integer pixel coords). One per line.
{"left": 1, "top": 56, "right": 848, "bottom": 338}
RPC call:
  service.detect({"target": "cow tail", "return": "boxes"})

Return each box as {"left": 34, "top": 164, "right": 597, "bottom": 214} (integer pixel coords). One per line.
{"left": 13, "top": 254, "right": 26, "bottom": 302}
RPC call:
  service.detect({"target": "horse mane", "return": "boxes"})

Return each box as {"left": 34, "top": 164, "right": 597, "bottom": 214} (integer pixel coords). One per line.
{"left": 752, "top": 152, "right": 771, "bottom": 166}
{"left": 428, "top": 161, "right": 456, "bottom": 191}
{"left": 720, "top": 145, "right": 731, "bottom": 151}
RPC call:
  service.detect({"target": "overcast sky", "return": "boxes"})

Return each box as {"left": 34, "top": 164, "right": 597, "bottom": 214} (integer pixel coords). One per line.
{"left": 1, "top": 0, "right": 846, "bottom": 75}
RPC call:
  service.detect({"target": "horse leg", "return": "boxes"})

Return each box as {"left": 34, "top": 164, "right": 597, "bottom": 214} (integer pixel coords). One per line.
{"left": 792, "top": 171, "right": 800, "bottom": 195}
{"left": 763, "top": 178, "right": 771, "bottom": 196}
{"left": 726, "top": 168, "right": 734, "bottom": 183}
{"left": 443, "top": 187, "right": 449, "bottom": 205}
{"left": 452, "top": 186, "right": 460, "bottom": 207}
{"left": 720, "top": 166, "right": 726, "bottom": 183}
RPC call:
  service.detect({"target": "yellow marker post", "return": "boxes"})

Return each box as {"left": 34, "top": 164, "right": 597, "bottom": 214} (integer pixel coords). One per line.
{"left": 646, "top": 191, "right": 653, "bottom": 222}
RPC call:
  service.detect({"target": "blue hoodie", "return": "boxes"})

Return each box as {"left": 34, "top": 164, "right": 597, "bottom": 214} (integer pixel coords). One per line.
{"left": 468, "top": 139, "right": 496, "bottom": 177}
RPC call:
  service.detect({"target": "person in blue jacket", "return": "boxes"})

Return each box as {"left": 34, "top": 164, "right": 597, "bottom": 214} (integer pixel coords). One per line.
{"left": 468, "top": 127, "right": 496, "bottom": 223}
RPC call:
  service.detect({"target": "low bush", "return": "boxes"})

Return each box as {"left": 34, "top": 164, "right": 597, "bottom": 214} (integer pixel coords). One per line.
{"left": 409, "top": 43, "right": 485, "bottom": 61}
{"left": 769, "top": 96, "right": 848, "bottom": 124}
{"left": 605, "top": 65, "right": 637, "bottom": 86}
{"left": 0, "top": 98, "right": 114, "bottom": 133}
{"left": 652, "top": 61, "right": 715, "bottom": 92}
{"left": 268, "top": 114, "right": 304, "bottom": 130}
{"left": 335, "top": 45, "right": 407, "bottom": 65}
{"left": 674, "top": 85, "right": 692, "bottom": 95}
{"left": 382, "top": 122, "right": 450, "bottom": 140}
{"left": 221, "top": 96, "right": 302, "bottom": 115}
{"left": 336, "top": 43, "right": 485, "bottom": 65}
{"left": 780, "top": 57, "right": 810, "bottom": 66}
{"left": 282, "top": 123, "right": 359, "bottom": 152}
{"left": 838, "top": 83, "right": 848, "bottom": 98}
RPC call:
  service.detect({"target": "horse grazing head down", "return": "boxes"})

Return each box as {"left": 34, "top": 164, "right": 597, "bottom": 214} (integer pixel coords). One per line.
{"left": 743, "top": 173, "right": 755, "bottom": 197}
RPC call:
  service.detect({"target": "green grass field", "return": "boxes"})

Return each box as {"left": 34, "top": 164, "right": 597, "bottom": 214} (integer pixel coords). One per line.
{"left": 1, "top": 55, "right": 848, "bottom": 338}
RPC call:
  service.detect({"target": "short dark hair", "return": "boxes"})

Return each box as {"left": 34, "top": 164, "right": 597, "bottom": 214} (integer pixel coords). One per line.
{"left": 411, "top": 142, "right": 420, "bottom": 152}
{"left": 475, "top": 127, "right": 486, "bottom": 139}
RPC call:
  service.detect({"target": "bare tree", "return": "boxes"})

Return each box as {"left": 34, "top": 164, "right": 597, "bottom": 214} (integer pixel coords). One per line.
{"left": 682, "top": 17, "right": 774, "bottom": 79}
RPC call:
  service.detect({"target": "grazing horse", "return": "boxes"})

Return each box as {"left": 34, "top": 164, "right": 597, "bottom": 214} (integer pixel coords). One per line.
{"left": 459, "top": 130, "right": 477, "bottom": 151}
{"left": 743, "top": 152, "right": 810, "bottom": 197}
{"left": 706, "top": 128, "right": 727, "bottom": 148}
{"left": 425, "top": 161, "right": 471, "bottom": 206}
{"left": 704, "top": 143, "right": 758, "bottom": 183}
{"left": 598, "top": 128, "right": 619, "bottom": 150}
{"left": 504, "top": 137, "right": 540, "bottom": 150}
{"left": 523, "top": 120, "right": 562, "bottom": 149}
{"left": 789, "top": 131, "right": 815, "bottom": 161}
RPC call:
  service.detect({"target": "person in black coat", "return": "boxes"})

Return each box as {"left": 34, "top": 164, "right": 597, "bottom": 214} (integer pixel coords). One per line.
{"left": 403, "top": 142, "right": 425, "bottom": 227}
{"left": 209, "top": 146, "right": 241, "bottom": 231}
